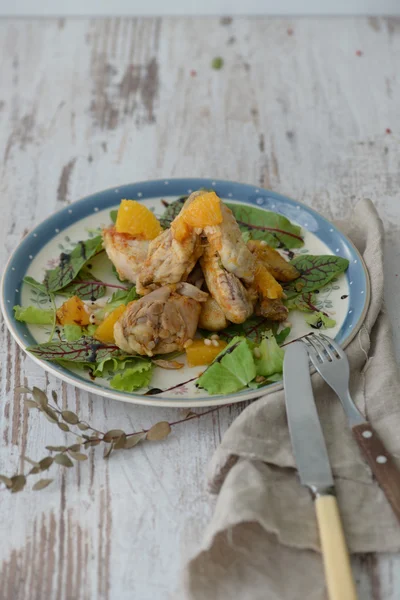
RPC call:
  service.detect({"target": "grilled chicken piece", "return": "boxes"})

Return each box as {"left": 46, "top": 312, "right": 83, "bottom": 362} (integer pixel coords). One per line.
{"left": 256, "top": 297, "right": 289, "bottom": 322}
{"left": 204, "top": 202, "right": 256, "bottom": 283}
{"left": 247, "top": 240, "right": 299, "bottom": 282}
{"left": 198, "top": 297, "right": 229, "bottom": 331}
{"left": 136, "top": 191, "right": 205, "bottom": 295}
{"left": 114, "top": 284, "right": 207, "bottom": 356}
{"left": 102, "top": 226, "right": 149, "bottom": 283}
{"left": 200, "top": 245, "right": 254, "bottom": 324}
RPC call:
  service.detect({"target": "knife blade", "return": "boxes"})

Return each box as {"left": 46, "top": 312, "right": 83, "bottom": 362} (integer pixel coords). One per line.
{"left": 283, "top": 341, "right": 358, "bottom": 600}
{"left": 283, "top": 341, "right": 334, "bottom": 493}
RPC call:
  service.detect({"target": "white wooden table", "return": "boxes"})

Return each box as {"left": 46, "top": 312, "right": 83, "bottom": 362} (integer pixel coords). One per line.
{"left": 0, "top": 16, "right": 399, "bottom": 600}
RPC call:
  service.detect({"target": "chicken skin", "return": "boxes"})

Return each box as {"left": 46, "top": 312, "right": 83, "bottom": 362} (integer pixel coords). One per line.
{"left": 200, "top": 244, "right": 254, "bottom": 324}
{"left": 102, "top": 226, "right": 149, "bottom": 283}
{"left": 136, "top": 191, "right": 205, "bottom": 295}
{"left": 204, "top": 202, "right": 256, "bottom": 284}
{"left": 114, "top": 284, "right": 207, "bottom": 356}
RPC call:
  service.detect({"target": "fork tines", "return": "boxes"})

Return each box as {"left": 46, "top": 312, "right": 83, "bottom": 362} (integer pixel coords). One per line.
{"left": 303, "top": 333, "right": 343, "bottom": 363}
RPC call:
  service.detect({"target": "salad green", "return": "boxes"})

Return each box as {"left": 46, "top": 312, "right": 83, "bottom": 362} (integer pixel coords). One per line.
{"left": 13, "top": 196, "right": 350, "bottom": 396}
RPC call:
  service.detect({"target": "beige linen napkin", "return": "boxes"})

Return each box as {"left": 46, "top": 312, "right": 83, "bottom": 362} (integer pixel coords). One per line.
{"left": 182, "top": 199, "right": 400, "bottom": 600}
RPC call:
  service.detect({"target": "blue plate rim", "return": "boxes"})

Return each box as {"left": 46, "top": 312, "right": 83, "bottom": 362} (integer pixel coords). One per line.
{"left": 0, "top": 178, "right": 370, "bottom": 408}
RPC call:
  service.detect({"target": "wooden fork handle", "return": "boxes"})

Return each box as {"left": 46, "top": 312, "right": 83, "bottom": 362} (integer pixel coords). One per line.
{"left": 352, "top": 422, "right": 400, "bottom": 523}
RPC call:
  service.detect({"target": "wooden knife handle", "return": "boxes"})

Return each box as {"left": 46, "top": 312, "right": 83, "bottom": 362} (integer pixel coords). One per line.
{"left": 352, "top": 422, "right": 400, "bottom": 524}
{"left": 315, "top": 495, "right": 358, "bottom": 600}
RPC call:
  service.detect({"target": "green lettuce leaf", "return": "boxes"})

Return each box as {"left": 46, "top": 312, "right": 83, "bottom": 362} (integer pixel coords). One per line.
{"left": 23, "top": 276, "right": 47, "bottom": 294}
{"left": 285, "top": 291, "right": 318, "bottom": 312}
{"left": 63, "top": 324, "right": 83, "bottom": 341}
{"left": 58, "top": 268, "right": 106, "bottom": 300}
{"left": 248, "top": 372, "right": 283, "bottom": 389}
{"left": 158, "top": 196, "right": 188, "bottom": 228}
{"left": 92, "top": 354, "right": 137, "bottom": 377}
{"left": 110, "top": 361, "right": 153, "bottom": 391}
{"left": 274, "top": 326, "right": 291, "bottom": 346}
{"left": 218, "top": 315, "right": 272, "bottom": 343}
{"left": 227, "top": 204, "right": 304, "bottom": 249}
{"left": 14, "top": 305, "right": 55, "bottom": 325}
{"left": 284, "top": 255, "right": 349, "bottom": 300}
{"left": 44, "top": 235, "right": 103, "bottom": 293}
{"left": 110, "top": 209, "right": 118, "bottom": 223}
{"left": 254, "top": 334, "right": 284, "bottom": 377}
{"left": 28, "top": 338, "right": 124, "bottom": 363}
{"left": 305, "top": 312, "right": 336, "bottom": 330}
{"left": 96, "top": 286, "right": 139, "bottom": 319}
{"left": 197, "top": 337, "right": 256, "bottom": 395}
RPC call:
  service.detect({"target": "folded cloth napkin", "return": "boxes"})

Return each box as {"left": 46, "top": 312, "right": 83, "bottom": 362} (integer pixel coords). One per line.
{"left": 182, "top": 199, "right": 400, "bottom": 600}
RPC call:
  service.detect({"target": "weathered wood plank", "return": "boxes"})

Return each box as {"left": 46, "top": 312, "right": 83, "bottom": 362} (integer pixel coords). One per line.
{"left": 0, "top": 16, "right": 399, "bottom": 600}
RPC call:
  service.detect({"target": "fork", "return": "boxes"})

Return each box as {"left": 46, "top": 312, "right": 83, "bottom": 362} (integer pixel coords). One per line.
{"left": 304, "top": 333, "right": 400, "bottom": 525}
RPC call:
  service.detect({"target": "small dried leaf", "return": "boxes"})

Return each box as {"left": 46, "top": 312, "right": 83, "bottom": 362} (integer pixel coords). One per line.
{"left": 113, "top": 433, "right": 127, "bottom": 450}
{"left": 68, "top": 444, "right": 82, "bottom": 452}
{"left": 103, "top": 429, "right": 125, "bottom": 443}
{"left": 146, "top": 421, "right": 171, "bottom": 442}
{"left": 182, "top": 410, "right": 197, "bottom": 421}
{"left": 77, "top": 422, "right": 90, "bottom": 431}
{"left": 51, "top": 390, "right": 59, "bottom": 405}
{"left": 124, "top": 432, "right": 147, "bottom": 449}
{"left": 57, "top": 422, "right": 70, "bottom": 432}
{"left": 11, "top": 475, "right": 26, "bottom": 493}
{"left": 33, "top": 478, "right": 53, "bottom": 491}
{"left": 0, "top": 475, "right": 13, "bottom": 488}
{"left": 43, "top": 406, "right": 59, "bottom": 422}
{"left": 39, "top": 457, "right": 54, "bottom": 471}
{"left": 23, "top": 456, "right": 39, "bottom": 467}
{"left": 84, "top": 439, "right": 101, "bottom": 447}
{"left": 46, "top": 445, "right": 67, "bottom": 452}
{"left": 69, "top": 452, "right": 88, "bottom": 461}
{"left": 61, "top": 411, "right": 79, "bottom": 425}
{"left": 54, "top": 454, "right": 73, "bottom": 467}
{"left": 29, "top": 466, "right": 41, "bottom": 475}
{"left": 32, "top": 386, "right": 48, "bottom": 408}
{"left": 75, "top": 437, "right": 85, "bottom": 444}
{"left": 25, "top": 399, "right": 39, "bottom": 409}
{"left": 43, "top": 412, "right": 58, "bottom": 424}
{"left": 15, "top": 386, "right": 31, "bottom": 394}
{"left": 103, "top": 442, "right": 114, "bottom": 459}
{"left": 152, "top": 359, "right": 184, "bottom": 370}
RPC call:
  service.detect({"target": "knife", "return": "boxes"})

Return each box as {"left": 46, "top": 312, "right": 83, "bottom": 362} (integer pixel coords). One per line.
{"left": 283, "top": 342, "right": 358, "bottom": 600}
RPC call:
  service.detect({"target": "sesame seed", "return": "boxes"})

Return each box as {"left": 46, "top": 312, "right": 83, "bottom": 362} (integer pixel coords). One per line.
{"left": 260, "top": 240, "right": 267, "bottom": 246}
{"left": 204, "top": 338, "right": 212, "bottom": 346}
{"left": 210, "top": 334, "right": 219, "bottom": 340}
{"left": 253, "top": 348, "right": 261, "bottom": 358}
{"left": 212, "top": 340, "right": 219, "bottom": 347}
{"left": 89, "top": 314, "right": 96, "bottom": 324}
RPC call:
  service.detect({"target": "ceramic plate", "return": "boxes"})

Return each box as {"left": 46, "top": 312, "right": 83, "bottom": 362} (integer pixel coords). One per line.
{"left": 1, "top": 179, "right": 370, "bottom": 408}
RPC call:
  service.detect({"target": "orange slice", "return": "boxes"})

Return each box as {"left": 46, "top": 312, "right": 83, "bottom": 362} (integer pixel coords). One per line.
{"left": 254, "top": 264, "right": 283, "bottom": 300}
{"left": 115, "top": 199, "right": 163, "bottom": 240}
{"left": 186, "top": 339, "right": 227, "bottom": 367}
{"left": 182, "top": 192, "right": 223, "bottom": 228}
{"left": 94, "top": 304, "right": 128, "bottom": 344}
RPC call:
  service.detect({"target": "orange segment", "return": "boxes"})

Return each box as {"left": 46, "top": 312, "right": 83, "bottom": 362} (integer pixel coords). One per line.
{"left": 171, "top": 218, "right": 191, "bottom": 243}
{"left": 182, "top": 192, "right": 223, "bottom": 228}
{"left": 186, "top": 339, "right": 228, "bottom": 367}
{"left": 94, "top": 304, "right": 128, "bottom": 344}
{"left": 254, "top": 264, "right": 283, "bottom": 300}
{"left": 56, "top": 296, "right": 90, "bottom": 326}
{"left": 115, "top": 199, "right": 163, "bottom": 240}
